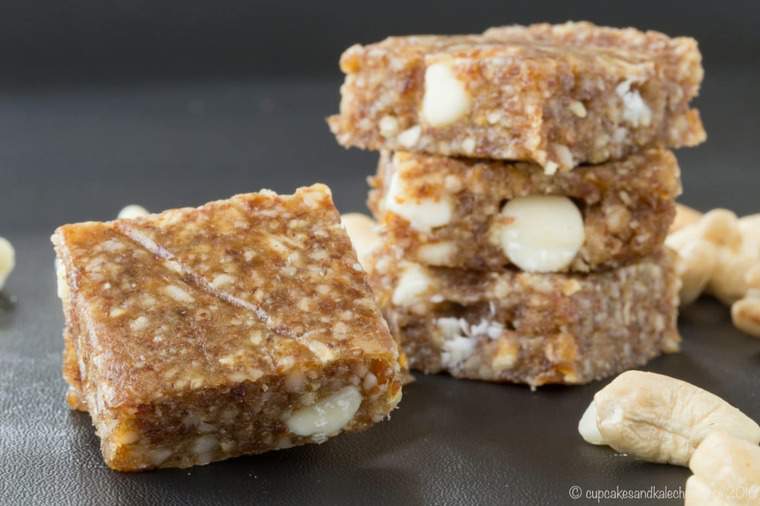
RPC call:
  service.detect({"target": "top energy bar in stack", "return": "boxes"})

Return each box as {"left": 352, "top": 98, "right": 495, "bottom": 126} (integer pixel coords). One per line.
{"left": 328, "top": 21, "right": 705, "bottom": 172}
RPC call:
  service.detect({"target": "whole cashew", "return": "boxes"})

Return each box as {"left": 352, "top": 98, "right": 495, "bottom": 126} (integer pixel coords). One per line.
{"left": 341, "top": 213, "right": 380, "bottom": 269}
{"left": 578, "top": 371, "right": 760, "bottom": 466}
{"left": 685, "top": 432, "right": 760, "bottom": 506}
{"left": 667, "top": 209, "right": 760, "bottom": 339}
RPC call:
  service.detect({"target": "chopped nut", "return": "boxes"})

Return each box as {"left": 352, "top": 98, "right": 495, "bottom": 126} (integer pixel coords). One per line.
{"left": 421, "top": 62, "right": 471, "bottom": 127}
{"left": 731, "top": 265, "right": 760, "bottom": 337}
{"left": 616, "top": 78, "right": 652, "bottom": 127}
{"left": 378, "top": 115, "right": 399, "bottom": 137}
{"left": 164, "top": 284, "right": 194, "bottom": 304}
{"left": 493, "top": 195, "right": 584, "bottom": 273}
{"left": 117, "top": 204, "right": 150, "bottom": 220}
{"left": 397, "top": 125, "right": 421, "bottom": 148}
{"left": 543, "top": 161, "right": 559, "bottom": 176}
{"left": 0, "top": 237, "right": 15, "bottom": 290}
{"left": 392, "top": 263, "right": 433, "bottom": 307}
{"left": 285, "top": 386, "right": 362, "bottom": 438}
{"left": 340, "top": 213, "right": 380, "bottom": 268}
{"left": 385, "top": 170, "right": 452, "bottom": 233}
{"left": 578, "top": 371, "right": 760, "bottom": 466}
{"left": 666, "top": 234, "right": 717, "bottom": 305}
{"left": 670, "top": 203, "right": 703, "bottom": 233}
{"left": 491, "top": 340, "right": 518, "bottom": 372}
{"left": 416, "top": 241, "right": 456, "bottom": 266}
{"left": 568, "top": 100, "right": 587, "bottom": 118}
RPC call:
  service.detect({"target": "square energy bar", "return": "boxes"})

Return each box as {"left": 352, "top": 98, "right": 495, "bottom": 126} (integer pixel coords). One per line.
{"left": 328, "top": 21, "right": 705, "bottom": 171}
{"left": 369, "top": 149, "right": 681, "bottom": 273}
{"left": 366, "top": 246, "right": 680, "bottom": 387}
{"left": 52, "top": 184, "right": 403, "bottom": 471}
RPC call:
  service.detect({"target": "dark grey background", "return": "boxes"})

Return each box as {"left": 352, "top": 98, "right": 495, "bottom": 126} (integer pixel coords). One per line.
{"left": 1, "top": 1, "right": 759, "bottom": 505}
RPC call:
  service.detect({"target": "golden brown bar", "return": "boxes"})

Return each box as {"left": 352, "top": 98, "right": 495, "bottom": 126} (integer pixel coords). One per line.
{"left": 52, "top": 185, "right": 403, "bottom": 471}
{"left": 366, "top": 245, "right": 680, "bottom": 387}
{"left": 369, "top": 149, "right": 681, "bottom": 272}
{"left": 329, "top": 21, "right": 705, "bottom": 171}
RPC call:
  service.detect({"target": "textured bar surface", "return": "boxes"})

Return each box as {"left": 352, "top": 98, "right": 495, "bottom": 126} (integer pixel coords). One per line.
{"left": 366, "top": 245, "right": 680, "bottom": 387}
{"left": 369, "top": 149, "right": 680, "bottom": 272}
{"left": 329, "top": 21, "right": 705, "bottom": 170}
{"left": 53, "top": 185, "right": 402, "bottom": 471}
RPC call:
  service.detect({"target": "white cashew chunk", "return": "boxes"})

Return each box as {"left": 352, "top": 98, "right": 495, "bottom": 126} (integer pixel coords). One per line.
{"left": 686, "top": 432, "right": 760, "bottom": 506}
{"left": 0, "top": 237, "right": 15, "bottom": 290}
{"left": 616, "top": 78, "right": 652, "bottom": 127}
{"left": 667, "top": 208, "right": 760, "bottom": 311}
{"left": 665, "top": 230, "right": 718, "bottom": 306}
{"left": 286, "top": 386, "right": 362, "bottom": 438}
{"left": 118, "top": 204, "right": 150, "bottom": 219}
{"left": 397, "top": 125, "right": 421, "bottom": 148}
{"left": 577, "top": 401, "right": 605, "bottom": 446}
{"left": 392, "top": 262, "right": 433, "bottom": 307}
{"left": 670, "top": 203, "right": 703, "bottom": 233}
{"left": 699, "top": 210, "right": 753, "bottom": 303}
{"left": 55, "top": 258, "right": 69, "bottom": 300}
{"left": 385, "top": 171, "right": 452, "bottom": 233}
{"left": 416, "top": 241, "right": 456, "bottom": 265}
{"left": 493, "top": 195, "right": 584, "bottom": 273}
{"left": 421, "top": 62, "right": 471, "bottom": 127}
{"left": 732, "top": 265, "right": 760, "bottom": 338}
{"left": 340, "top": 213, "right": 380, "bottom": 269}
{"left": 578, "top": 371, "right": 760, "bottom": 466}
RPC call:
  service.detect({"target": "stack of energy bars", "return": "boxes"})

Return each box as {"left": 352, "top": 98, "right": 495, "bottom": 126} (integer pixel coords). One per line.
{"left": 329, "top": 22, "right": 705, "bottom": 387}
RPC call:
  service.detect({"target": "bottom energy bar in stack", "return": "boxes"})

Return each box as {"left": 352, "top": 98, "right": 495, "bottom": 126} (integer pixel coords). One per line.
{"left": 366, "top": 245, "right": 680, "bottom": 388}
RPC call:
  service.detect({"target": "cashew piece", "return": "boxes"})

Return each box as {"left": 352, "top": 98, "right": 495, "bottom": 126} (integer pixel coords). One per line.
{"left": 578, "top": 371, "right": 760, "bottom": 466}
{"left": 117, "top": 204, "right": 150, "bottom": 220}
{"left": 704, "top": 211, "right": 758, "bottom": 305}
{"left": 667, "top": 209, "right": 760, "bottom": 309}
{"left": 666, "top": 227, "right": 718, "bottom": 306}
{"left": 340, "top": 213, "right": 380, "bottom": 269}
{"left": 731, "top": 265, "right": 760, "bottom": 337}
{"left": 685, "top": 432, "right": 760, "bottom": 506}
{"left": 0, "top": 237, "right": 14, "bottom": 290}
{"left": 671, "top": 203, "right": 703, "bottom": 233}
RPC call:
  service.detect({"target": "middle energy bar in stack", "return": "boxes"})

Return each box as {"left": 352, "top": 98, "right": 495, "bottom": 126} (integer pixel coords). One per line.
{"left": 369, "top": 149, "right": 680, "bottom": 272}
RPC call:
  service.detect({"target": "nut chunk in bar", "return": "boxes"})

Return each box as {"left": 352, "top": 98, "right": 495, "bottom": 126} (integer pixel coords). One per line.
{"left": 52, "top": 184, "right": 403, "bottom": 471}
{"left": 367, "top": 246, "right": 680, "bottom": 387}
{"left": 369, "top": 149, "right": 681, "bottom": 272}
{"left": 328, "top": 21, "right": 705, "bottom": 171}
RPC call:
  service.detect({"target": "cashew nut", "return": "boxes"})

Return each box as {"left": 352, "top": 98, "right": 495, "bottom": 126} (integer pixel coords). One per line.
{"left": 731, "top": 264, "right": 760, "bottom": 337}
{"left": 666, "top": 228, "right": 718, "bottom": 306}
{"left": 685, "top": 432, "right": 760, "bottom": 506}
{"left": 671, "top": 203, "right": 703, "bottom": 233}
{"left": 117, "top": 204, "right": 150, "bottom": 220}
{"left": 665, "top": 210, "right": 733, "bottom": 306}
{"left": 340, "top": 213, "right": 380, "bottom": 269}
{"left": 0, "top": 237, "right": 15, "bottom": 290}
{"left": 578, "top": 370, "right": 760, "bottom": 466}
{"left": 667, "top": 209, "right": 760, "bottom": 335}
{"left": 705, "top": 212, "right": 759, "bottom": 305}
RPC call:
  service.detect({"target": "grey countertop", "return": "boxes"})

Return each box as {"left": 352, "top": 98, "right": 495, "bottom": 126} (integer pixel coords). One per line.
{"left": 1, "top": 71, "right": 759, "bottom": 505}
